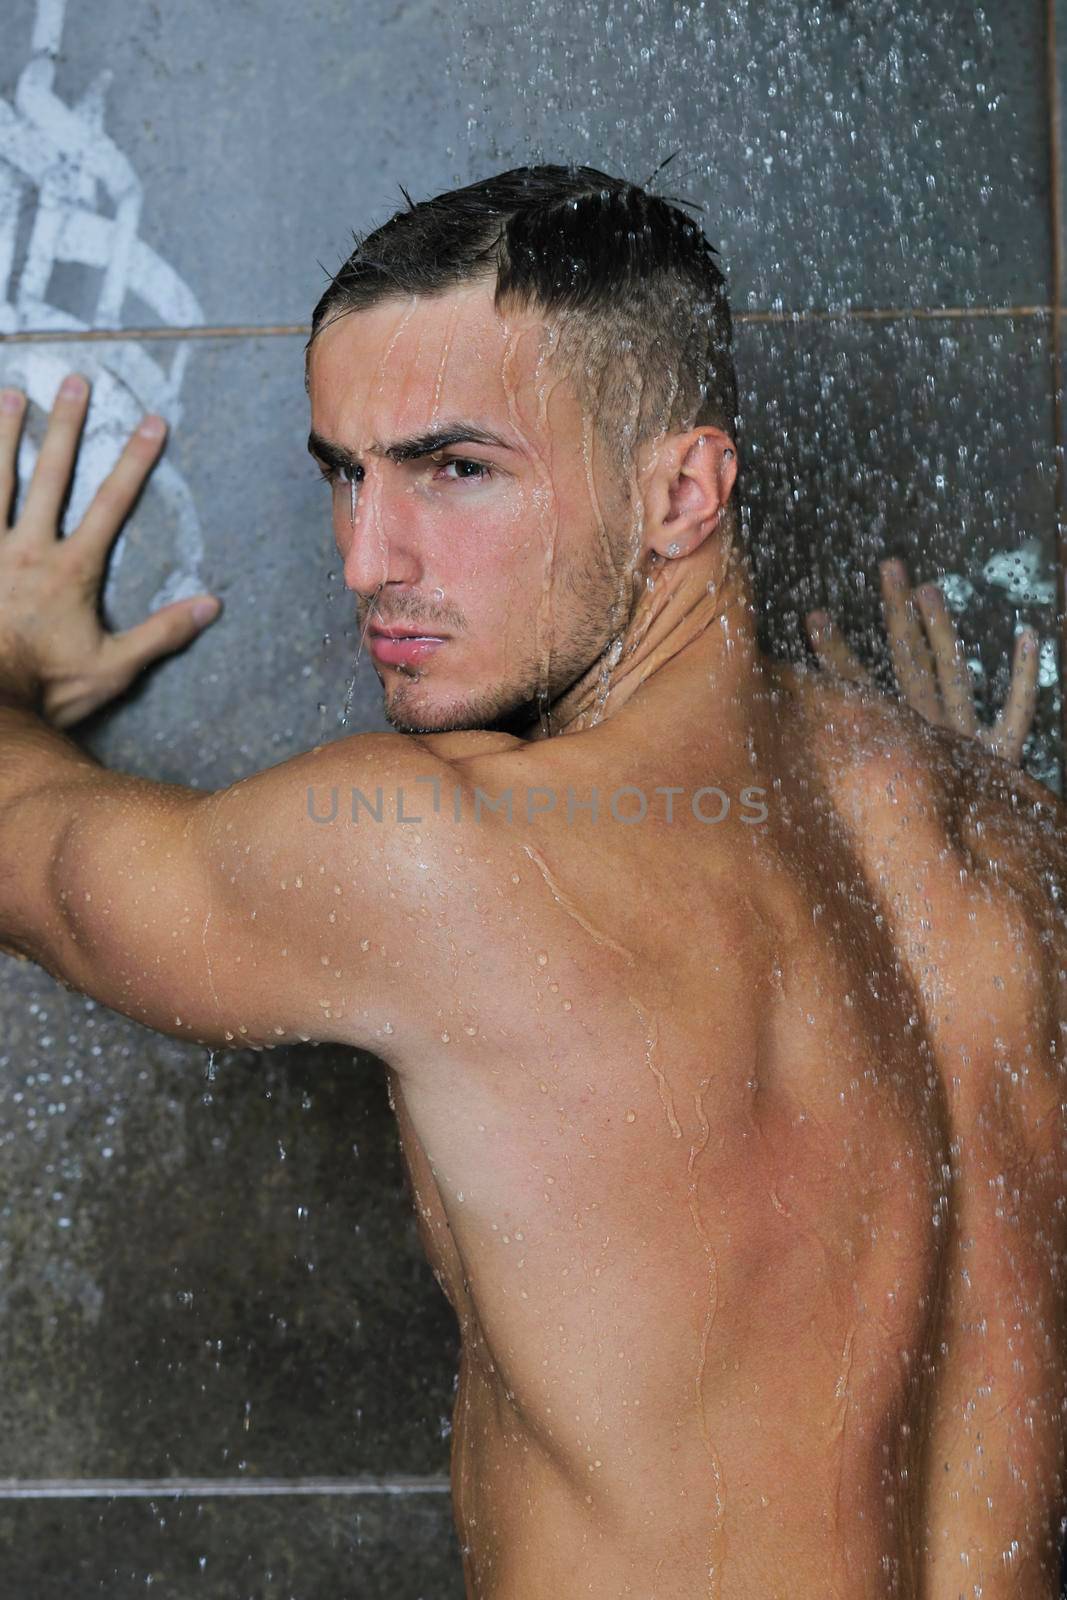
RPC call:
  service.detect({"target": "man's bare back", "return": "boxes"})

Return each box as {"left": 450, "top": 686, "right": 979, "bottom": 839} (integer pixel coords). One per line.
{"left": 367, "top": 663, "right": 1067, "bottom": 1599}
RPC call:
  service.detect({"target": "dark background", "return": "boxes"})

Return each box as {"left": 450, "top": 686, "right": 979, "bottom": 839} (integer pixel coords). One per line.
{"left": 0, "top": 0, "right": 1063, "bottom": 1593}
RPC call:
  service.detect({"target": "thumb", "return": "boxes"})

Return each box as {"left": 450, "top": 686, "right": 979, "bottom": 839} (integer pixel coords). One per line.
{"left": 113, "top": 594, "right": 222, "bottom": 679}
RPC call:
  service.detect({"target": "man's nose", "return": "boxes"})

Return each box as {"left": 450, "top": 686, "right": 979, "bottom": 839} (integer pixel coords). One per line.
{"left": 337, "top": 477, "right": 412, "bottom": 598}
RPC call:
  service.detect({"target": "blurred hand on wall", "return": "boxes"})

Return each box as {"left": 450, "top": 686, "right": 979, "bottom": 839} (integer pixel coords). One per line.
{"left": 805, "top": 557, "right": 1039, "bottom": 767}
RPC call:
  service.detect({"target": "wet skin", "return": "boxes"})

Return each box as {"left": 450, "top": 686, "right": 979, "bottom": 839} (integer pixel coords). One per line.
{"left": 1, "top": 286, "right": 1065, "bottom": 1597}
{"left": 396, "top": 677, "right": 1067, "bottom": 1600}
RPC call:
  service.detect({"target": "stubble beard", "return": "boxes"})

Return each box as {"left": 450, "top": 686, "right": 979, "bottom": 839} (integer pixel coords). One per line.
{"left": 377, "top": 542, "right": 630, "bottom": 737}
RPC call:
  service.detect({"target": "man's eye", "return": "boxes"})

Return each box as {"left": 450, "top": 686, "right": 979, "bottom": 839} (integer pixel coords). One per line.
{"left": 437, "top": 458, "right": 491, "bottom": 482}
{"left": 316, "top": 462, "right": 361, "bottom": 486}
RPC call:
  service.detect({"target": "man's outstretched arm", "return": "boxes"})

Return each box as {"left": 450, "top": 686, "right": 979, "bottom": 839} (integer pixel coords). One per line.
{"left": 0, "top": 376, "right": 442, "bottom": 1055}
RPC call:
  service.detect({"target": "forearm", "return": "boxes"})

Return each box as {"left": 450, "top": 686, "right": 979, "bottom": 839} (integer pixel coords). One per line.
{"left": 0, "top": 372, "right": 222, "bottom": 969}
{"left": 0, "top": 698, "right": 103, "bottom": 962}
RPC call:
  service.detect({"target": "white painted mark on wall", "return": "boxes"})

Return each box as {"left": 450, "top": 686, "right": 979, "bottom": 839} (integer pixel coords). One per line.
{"left": 939, "top": 540, "right": 1057, "bottom": 688}
{"left": 0, "top": 0, "right": 205, "bottom": 612}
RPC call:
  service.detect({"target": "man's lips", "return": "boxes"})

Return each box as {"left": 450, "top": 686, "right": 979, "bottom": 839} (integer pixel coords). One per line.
{"left": 367, "top": 626, "right": 448, "bottom": 667}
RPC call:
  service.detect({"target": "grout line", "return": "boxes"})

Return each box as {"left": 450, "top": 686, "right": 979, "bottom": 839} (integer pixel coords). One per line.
{"left": 0, "top": 305, "right": 1058, "bottom": 347}
{"left": 0, "top": 1476, "right": 452, "bottom": 1500}
{"left": 1049, "top": 0, "right": 1067, "bottom": 758}
{"left": 0, "top": 323, "right": 311, "bottom": 345}
{"left": 738, "top": 304, "right": 1053, "bottom": 325}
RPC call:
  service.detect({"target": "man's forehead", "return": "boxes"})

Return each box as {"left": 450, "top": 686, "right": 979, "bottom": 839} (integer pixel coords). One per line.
{"left": 308, "top": 283, "right": 563, "bottom": 427}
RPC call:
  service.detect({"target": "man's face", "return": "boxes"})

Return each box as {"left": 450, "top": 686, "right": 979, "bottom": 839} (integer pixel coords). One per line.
{"left": 306, "top": 280, "right": 636, "bottom": 735}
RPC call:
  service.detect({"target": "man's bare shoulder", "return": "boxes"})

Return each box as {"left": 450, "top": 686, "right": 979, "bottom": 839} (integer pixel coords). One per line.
{"left": 799, "top": 671, "right": 1067, "bottom": 959}
{"left": 800, "top": 669, "right": 1064, "bottom": 843}
{"left": 799, "top": 677, "right": 1067, "bottom": 1101}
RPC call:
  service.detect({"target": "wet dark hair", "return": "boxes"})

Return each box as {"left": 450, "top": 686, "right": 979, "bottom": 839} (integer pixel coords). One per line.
{"left": 307, "top": 164, "right": 739, "bottom": 479}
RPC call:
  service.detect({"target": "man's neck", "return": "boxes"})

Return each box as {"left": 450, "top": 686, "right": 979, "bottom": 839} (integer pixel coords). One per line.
{"left": 524, "top": 525, "right": 773, "bottom": 753}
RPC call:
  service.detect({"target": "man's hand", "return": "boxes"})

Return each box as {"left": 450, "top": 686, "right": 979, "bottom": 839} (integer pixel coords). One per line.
{"left": 804, "top": 557, "right": 1039, "bottom": 766}
{"left": 0, "top": 374, "right": 221, "bottom": 729}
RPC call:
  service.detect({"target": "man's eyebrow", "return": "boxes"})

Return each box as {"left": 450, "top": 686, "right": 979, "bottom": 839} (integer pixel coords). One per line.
{"left": 307, "top": 423, "right": 514, "bottom": 470}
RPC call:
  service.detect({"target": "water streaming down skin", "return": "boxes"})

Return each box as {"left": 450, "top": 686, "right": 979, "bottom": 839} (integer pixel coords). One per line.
{"left": 686, "top": 1070, "right": 727, "bottom": 1595}
{"left": 338, "top": 471, "right": 381, "bottom": 728}
{"left": 522, "top": 834, "right": 727, "bottom": 1591}
{"left": 430, "top": 297, "right": 463, "bottom": 419}
{"left": 500, "top": 318, "right": 562, "bottom": 737}
{"left": 521, "top": 842, "right": 637, "bottom": 965}
{"left": 420, "top": 294, "right": 465, "bottom": 692}
{"left": 623, "top": 995, "right": 726, "bottom": 1594}
{"left": 591, "top": 358, "right": 683, "bottom": 719}
{"left": 626, "top": 995, "right": 682, "bottom": 1140}
{"left": 573, "top": 324, "right": 641, "bottom": 730}
{"left": 337, "top": 297, "right": 426, "bottom": 725}
{"left": 627, "top": 989, "right": 728, "bottom": 1592}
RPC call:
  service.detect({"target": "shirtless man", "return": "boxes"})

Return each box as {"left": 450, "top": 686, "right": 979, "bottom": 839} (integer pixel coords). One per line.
{"left": 0, "top": 165, "right": 1063, "bottom": 1598}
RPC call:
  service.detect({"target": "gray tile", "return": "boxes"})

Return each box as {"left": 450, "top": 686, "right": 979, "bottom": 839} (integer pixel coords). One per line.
{"left": 734, "top": 313, "right": 1061, "bottom": 789}
{"left": 1, "top": 0, "right": 1052, "bottom": 336}
{"left": 0, "top": 958, "right": 460, "bottom": 1478}
{"left": 444, "top": 0, "right": 1055, "bottom": 316}
{"left": 464, "top": 0, "right": 1053, "bottom": 314}
{"left": 0, "top": 1490, "right": 464, "bottom": 1599}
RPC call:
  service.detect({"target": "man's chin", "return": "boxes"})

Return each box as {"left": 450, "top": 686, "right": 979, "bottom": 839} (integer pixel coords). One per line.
{"left": 381, "top": 691, "right": 486, "bottom": 736}
{"left": 381, "top": 681, "right": 539, "bottom": 737}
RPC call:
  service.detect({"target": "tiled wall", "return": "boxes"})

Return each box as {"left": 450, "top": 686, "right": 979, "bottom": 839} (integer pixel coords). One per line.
{"left": 0, "top": 1, "right": 1062, "bottom": 1595}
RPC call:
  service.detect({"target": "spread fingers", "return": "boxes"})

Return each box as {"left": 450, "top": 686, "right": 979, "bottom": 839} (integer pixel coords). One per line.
{"left": 0, "top": 387, "right": 27, "bottom": 526}
{"left": 912, "top": 583, "right": 979, "bottom": 736}
{"left": 18, "top": 374, "right": 91, "bottom": 535}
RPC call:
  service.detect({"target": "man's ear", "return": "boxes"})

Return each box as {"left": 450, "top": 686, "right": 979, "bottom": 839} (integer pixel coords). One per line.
{"left": 639, "top": 426, "right": 738, "bottom": 560}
